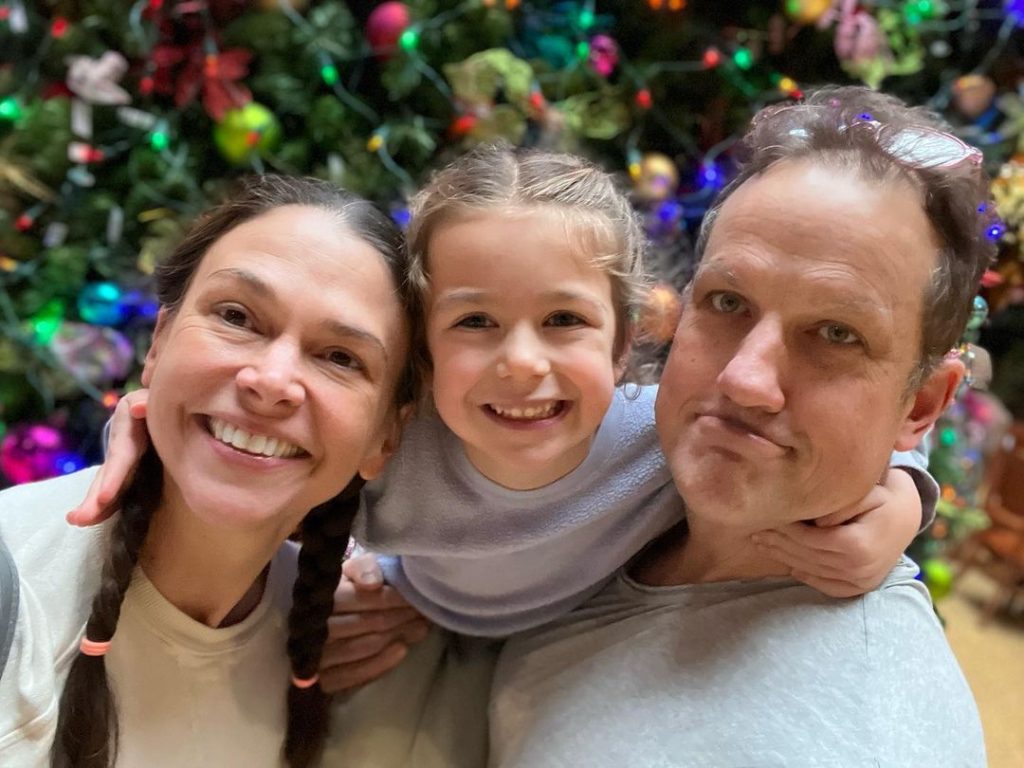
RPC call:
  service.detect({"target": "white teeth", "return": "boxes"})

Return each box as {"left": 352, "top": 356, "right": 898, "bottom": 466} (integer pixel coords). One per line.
{"left": 208, "top": 418, "right": 302, "bottom": 458}
{"left": 491, "top": 402, "right": 560, "bottom": 420}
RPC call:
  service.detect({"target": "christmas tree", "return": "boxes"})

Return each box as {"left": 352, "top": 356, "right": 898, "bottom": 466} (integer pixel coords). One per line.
{"left": 1, "top": 0, "right": 1022, "bottom": 496}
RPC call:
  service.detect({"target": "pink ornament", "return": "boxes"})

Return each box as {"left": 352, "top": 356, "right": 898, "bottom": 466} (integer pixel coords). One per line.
{"left": 818, "top": 0, "right": 886, "bottom": 63}
{"left": 588, "top": 34, "right": 619, "bottom": 77}
{"left": 49, "top": 323, "right": 135, "bottom": 385}
{"left": 366, "top": 2, "right": 411, "bottom": 58}
{"left": 0, "top": 424, "right": 69, "bottom": 485}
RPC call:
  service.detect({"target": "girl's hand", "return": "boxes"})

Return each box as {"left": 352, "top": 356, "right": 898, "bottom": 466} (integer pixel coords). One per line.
{"left": 752, "top": 468, "right": 922, "bottom": 598}
{"left": 66, "top": 389, "right": 151, "bottom": 527}
{"left": 319, "top": 553, "right": 431, "bottom": 694}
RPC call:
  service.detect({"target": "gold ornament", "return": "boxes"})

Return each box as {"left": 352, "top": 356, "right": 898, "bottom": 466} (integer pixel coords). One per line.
{"left": 952, "top": 75, "right": 996, "bottom": 120}
{"left": 783, "top": 0, "right": 832, "bottom": 25}
{"left": 633, "top": 152, "right": 678, "bottom": 202}
{"left": 637, "top": 283, "right": 683, "bottom": 343}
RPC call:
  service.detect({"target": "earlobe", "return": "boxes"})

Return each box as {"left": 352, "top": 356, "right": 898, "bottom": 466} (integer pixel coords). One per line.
{"left": 894, "top": 358, "right": 964, "bottom": 451}
{"left": 357, "top": 409, "right": 408, "bottom": 481}
{"left": 141, "top": 308, "right": 172, "bottom": 387}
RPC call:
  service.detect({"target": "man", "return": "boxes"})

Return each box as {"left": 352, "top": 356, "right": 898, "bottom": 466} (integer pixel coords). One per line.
{"left": 487, "top": 87, "right": 988, "bottom": 766}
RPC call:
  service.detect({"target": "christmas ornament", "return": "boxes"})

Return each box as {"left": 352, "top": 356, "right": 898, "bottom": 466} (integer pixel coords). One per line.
{"left": 0, "top": 423, "right": 71, "bottom": 485}
{"left": 150, "top": 42, "right": 252, "bottom": 121}
{"left": 920, "top": 558, "right": 953, "bottom": 601}
{"left": 77, "top": 282, "right": 130, "bottom": 325}
{"left": 213, "top": 103, "right": 282, "bottom": 165}
{"left": 50, "top": 323, "right": 135, "bottom": 385}
{"left": 66, "top": 52, "right": 131, "bottom": 106}
{"left": 588, "top": 35, "right": 619, "bottom": 78}
{"left": 632, "top": 153, "right": 679, "bottom": 202}
{"left": 951, "top": 75, "right": 997, "bottom": 120}
{"left": 366, "top": 2, "right": 412, "bottom": 58}
{"left": 637, "top": 284, "right": 683, "bottom": 343}
{"left": 784, "top": 0, "right": 832, "bottom": 25}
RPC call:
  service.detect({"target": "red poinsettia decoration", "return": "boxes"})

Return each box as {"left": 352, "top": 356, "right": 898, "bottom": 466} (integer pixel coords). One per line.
{"left": 151, "top": 41, "right": 252, "bottom": 120}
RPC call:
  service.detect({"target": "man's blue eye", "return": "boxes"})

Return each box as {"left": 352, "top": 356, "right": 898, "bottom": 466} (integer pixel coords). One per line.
{"left": 819, "top": 324, "right": 860, "bottom": 345}
{"left": 709, "top": 292, "right": 744, "bottom": 313}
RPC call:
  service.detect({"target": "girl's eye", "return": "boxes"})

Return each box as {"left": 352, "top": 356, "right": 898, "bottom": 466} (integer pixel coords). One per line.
{"left": 218, "top": 306, "right": 251, "bottom": 328}
{"left": 818, "top": 323, "right": 861, "bottom": 346}
{"left": 709, "top": 292, "right": 746, "bottom": 314}
{"left": 326, "top": 349, "right": 364, "bottom": 371}
{"left": 546, "top": 311, "right": 586, "bottom": 328}
{"left": 455, "top": 314, "right": 495, "bottom": 329}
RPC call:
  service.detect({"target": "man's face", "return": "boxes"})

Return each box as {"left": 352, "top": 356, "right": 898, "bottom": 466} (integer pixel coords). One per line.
{"left": 656, "top": 160, "right": 944, "bottom": 531}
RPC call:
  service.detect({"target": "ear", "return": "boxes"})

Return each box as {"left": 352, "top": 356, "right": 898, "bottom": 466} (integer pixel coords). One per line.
{"left": 357, "top": 404, "right": 411, "bottom": 481}
{"left": 140, "top": 308, "right": 172, "bottom": 387}
{"left": 894, "top": 356, "right": 964, "bottom": 451}
{"left": 613, "top": 323, "right": 636, "bottom": 383}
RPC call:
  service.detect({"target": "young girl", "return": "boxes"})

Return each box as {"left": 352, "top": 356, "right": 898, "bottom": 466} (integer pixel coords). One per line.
{"left": 77, "top": 146, "right": 935, "bottom": 644}
{"left": 1, "top": 176, "right": 416, "bottom": 767}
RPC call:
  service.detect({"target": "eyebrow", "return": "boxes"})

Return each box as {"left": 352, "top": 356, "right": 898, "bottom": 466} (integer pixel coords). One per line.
{"left": 207, "top": 267, "right": 389, "bottom": 361}
{"left": 434, "top": 288, "right": 608, "bottom": 314}
{"left": 695, "top": 261, "right": 890, "bottom": 321}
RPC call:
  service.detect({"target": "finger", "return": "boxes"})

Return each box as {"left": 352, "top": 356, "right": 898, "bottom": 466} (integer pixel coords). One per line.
{"left": 66, "top": 466, "right": 108, "bottom": 526}
{"left": 757, "top": 520, "right": 851, "bottom": 557}
{"left": 791, "top": 571, "right": 870, "bottom": 599}
{"left": 321, "top": 627, "right": 413, "bottom": 666}
{"left": 341, "top": 553, "right": 384, "bottom": 590}
{"left": 332, "top": 581, "right": 413, "bottom": 613}
{"left": 124, "top": 389, "right": 149, "bottom": 419}
{"left": 326, "top": 607, "right": 424, "bottom": 640}
{"left": 758, "top": 542, "right": 861, "bottom": 581}
{"left": 319, "top": 642, "right": 409, "bottom": 695}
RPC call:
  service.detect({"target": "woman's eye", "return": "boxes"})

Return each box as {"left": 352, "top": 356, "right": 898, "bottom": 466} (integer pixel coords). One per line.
{"left": 218, "top": 306, "right": 251, "bottom": 328}
{"left": 455, "top": 314, "right": 495, "bottom": 329}
{"left": 326, "top": 349, "right": 363, "bottom": 371}
{"left": 546, "top": 311, "right": 585, "bottom": 328}
{"left": 818, "top": 323, "right": 861, "bottom": 346}
{"left": 709, "top": 292, "right": 745, "bottom": 314}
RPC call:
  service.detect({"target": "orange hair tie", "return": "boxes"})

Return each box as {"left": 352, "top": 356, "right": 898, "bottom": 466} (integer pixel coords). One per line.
{"left": 79, "top": 637, "right": 112, "bottom": 657}
{"left": 291, "top": 674, "right": 320, "bottom": 690}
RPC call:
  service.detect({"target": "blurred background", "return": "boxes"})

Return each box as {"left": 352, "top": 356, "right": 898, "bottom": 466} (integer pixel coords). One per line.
{"left": 1, "top": 0, "right": 1022, "bottom": 762}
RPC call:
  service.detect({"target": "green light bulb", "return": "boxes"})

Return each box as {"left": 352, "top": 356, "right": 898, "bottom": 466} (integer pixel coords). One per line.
{"left": 320, "top": 63, "right": 340, "bottom": 86}
{"left": 149, "top": 130, "right": 169, "bottom": 151}
{"left": 733, "top": 47, "right": 754, "bottom": 70}
{"left": 399, "top": 28, "right": 419, "bottom": 52}
{"left": 0, "top": 97, "right": 21, "bottom": 121}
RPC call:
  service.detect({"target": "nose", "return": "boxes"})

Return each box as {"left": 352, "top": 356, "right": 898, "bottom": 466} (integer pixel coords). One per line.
{"left": 496, "top": 325, "right": 552, "bottom": 380}
{"left": 236, "top": 339, "right": 306, "bottom": 409}
{"left": 716, "top": 316, "right": 786, "bottom": 413}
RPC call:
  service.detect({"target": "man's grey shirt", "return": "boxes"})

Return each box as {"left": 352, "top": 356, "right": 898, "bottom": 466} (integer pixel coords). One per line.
{"left": 490, "top": 557, "right": 985, "bottom": 767}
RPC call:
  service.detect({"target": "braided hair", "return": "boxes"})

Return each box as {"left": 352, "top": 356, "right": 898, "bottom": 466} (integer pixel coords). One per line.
{"left": 284, "top": 477, "right": 365, "bottom": 767}
{"left": 52, "top": 448, "right": 162, "bottom": 768}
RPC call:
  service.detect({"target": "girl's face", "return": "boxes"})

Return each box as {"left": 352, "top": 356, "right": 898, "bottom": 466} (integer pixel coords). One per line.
{"left": 142, "top": 205, "right": 409, "bottom": 538}
{"left": 425, "top": 207, "right": 622, "bottom": 490}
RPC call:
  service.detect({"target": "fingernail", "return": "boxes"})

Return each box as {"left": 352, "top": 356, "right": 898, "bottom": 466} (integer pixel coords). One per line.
{"left": 360, "top": 571, "right": 382, "bottom": 585}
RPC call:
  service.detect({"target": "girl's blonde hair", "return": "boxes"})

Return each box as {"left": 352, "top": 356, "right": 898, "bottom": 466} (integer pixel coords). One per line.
{"left": 407, "top": 145, "right": 649, "bottom": 380}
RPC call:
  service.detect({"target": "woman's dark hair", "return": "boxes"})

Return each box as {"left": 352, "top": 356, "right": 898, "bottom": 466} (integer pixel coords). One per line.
{"left": 52, "top": 175, "right": 419, "bottom": 768}
{"left": 696, "top": 85, "right": 997, "bottom": 387}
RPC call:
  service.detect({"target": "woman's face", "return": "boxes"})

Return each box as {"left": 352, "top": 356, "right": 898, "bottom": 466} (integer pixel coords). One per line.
{"left": 142, "top": 205, "right": 409, "bottom": 537}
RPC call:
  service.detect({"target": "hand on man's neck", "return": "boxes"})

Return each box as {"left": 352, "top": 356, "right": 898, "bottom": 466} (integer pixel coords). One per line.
{"left": 631, "top": 516, "right": 792, "bottom": 587}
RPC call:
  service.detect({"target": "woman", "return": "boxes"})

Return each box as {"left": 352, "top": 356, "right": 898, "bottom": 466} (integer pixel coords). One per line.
{"left": 0, "top": 176, "right": 416, "bottom": 768}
